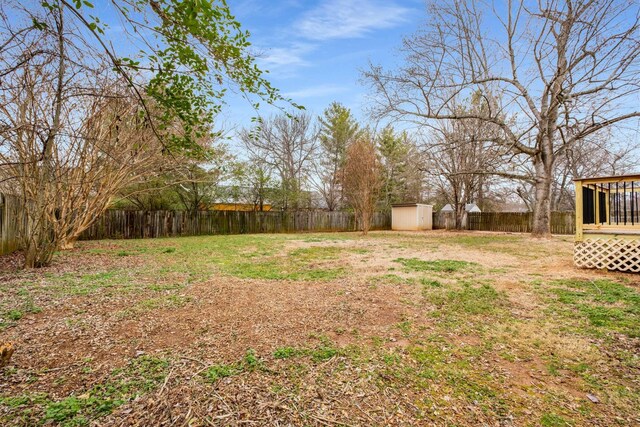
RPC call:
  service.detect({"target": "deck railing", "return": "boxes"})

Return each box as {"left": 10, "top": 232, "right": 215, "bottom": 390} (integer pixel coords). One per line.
{"left": 574, "top": 174, "right": 640, "bottom": 240}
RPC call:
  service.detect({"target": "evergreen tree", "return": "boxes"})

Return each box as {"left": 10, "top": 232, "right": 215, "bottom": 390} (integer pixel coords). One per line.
{"left": 316, "top": 102, "right": 361, "bottom": 210}
{"left": 378, "top": 126, "right": 410, "bottom": 209}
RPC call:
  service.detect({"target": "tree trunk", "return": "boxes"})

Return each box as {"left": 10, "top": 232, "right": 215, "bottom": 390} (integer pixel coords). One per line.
{"left": 24, "top": 244, "right": 39, "bottom": 269}
{"left": 455, "top": 202, "right": 465, "bottom": 230}
{"left": 24, "top": 224, "right": 56, "bottom": 268}
{"left": 58, "top": 239, "right": 76, "bottom": 250}
{"left": 23, "top": 8, "right": 65, "bottom": 268}
{"left": 531, "top": 16, "right": 568, "bottom": 238}
{"left": 531, "top": 154, "right": 553, "bottom": 237}
{"left": 361, "top": 211, "right": 370, "bottom": 235}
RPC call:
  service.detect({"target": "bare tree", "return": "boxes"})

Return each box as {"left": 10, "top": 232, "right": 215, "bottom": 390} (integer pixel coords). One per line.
{"left": 401, "top": 145, "right": 428, "bottom": 204}
{"left": 342, "top": 139, "right": 382, "bottom": 234}
{"left": 514, "top": 134, "right": 640, "bottom": 211}
{"left": 365, "top": 0, "right": 640, "bottom": 236}
{"left": 173, "top": 165, "right": 219, "bottom": 214}
{"left": 117, "top": 177, "right": 181, "bottom": 211}
{"left": 0, "top": 0, "right": 286, "bottom": 267}
{"left": 0, "top": 7, "right": 192, "bottom": 265}
{"left": 172, "top": 145, "right": 234, "bottom": 214}
{"left": 242, "top": 160, "right": 277, "bottom": 212}
{"left": 240, "top": 113, "right": 317, "bottom": 210}
{"left": 422, "top": 95, "right": 504, "bottom": 227}
{"left": 217, "top": 157, "right": 277, "bottom": 211}
{"left": 1, "top": 73, "right": 168, "bottom": 266}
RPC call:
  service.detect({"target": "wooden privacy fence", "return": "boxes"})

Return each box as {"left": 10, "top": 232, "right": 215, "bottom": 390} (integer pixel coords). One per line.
{"left": 432, "top": 211, "right": 457, "bottom": 230}
{"left": 0, "top": 193, "right": 22, "bottom": 255}
{"left": 79, "top": 210, "right": 391, "bottom": 240}
{"left": 1, "top": 198, "right": 578, "bottom": 257}
{"left": 466, "top": 211, "right": 575, "bottom": 234}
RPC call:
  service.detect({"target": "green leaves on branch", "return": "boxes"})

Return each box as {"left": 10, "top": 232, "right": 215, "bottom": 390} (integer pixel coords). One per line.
{"left": 39, "top": 0, "right": 293, "bottom": 155}
{"left": 141, "top": 0, "right": 290, "bottom": 153}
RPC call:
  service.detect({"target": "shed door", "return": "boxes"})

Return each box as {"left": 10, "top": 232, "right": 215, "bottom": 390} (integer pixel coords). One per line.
{"left": 392, "top": 207, "right": 417, "bottom": 230}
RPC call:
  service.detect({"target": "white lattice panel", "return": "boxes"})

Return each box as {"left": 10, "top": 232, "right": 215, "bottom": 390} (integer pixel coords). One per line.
{"left": 574, "top": 239, "right": 640, "bottom": 273}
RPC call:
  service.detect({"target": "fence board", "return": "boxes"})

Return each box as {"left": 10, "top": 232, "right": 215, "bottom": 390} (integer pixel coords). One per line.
{"left": 465, "top": 211, "right": 575, "bottom": 234}
{"left": 2, "top": 199, "right": 578, "bottom": 256}
{"left": 0, "top": 193, "right": 22, "bottom": 255}
{"left": 432, "top": 211, "right": 457, "bottom": 230}
{"left": 79, "top": 210, "right": 390, "bottom": 240}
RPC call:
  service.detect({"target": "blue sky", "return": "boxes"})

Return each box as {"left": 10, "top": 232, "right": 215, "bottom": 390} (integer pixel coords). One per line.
{"left": 10, "top": 0, "right": 424, "bottom": 145}
{"left": 222, "top": 0, "right": 425, "bottom": 128}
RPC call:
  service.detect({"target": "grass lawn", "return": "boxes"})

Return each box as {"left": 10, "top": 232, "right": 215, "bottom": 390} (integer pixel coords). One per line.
{"left": 0, "top": 231, "right": 638, "bottom": 426}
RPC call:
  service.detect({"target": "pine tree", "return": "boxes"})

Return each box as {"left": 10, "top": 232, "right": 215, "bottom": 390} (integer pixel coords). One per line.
{"left": 316, "top": 102, "right": 361, "bottom": 210}
{"left": 378, "top": 126, "right": 411, "bottom": 210}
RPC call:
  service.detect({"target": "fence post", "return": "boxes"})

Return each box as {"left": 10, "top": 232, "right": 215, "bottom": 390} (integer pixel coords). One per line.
{"left": 0, "top": 193, "right": 21, "bottom": 255}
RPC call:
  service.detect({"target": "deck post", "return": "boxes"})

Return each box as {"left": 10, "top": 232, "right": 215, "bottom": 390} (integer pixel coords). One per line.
{"left": 605, "top": 187, "right": 610, "bottom": 224}
{"left": 575, "top": 180, "right": 583, "bottom": 241}
{"left": 594, "top": 185, "right": 600, "bottom": 224}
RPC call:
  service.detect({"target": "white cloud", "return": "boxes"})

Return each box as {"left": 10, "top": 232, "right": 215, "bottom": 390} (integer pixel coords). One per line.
{"left": 283, "top": 84, "right": 348, "bottom": 99}
{"left": 295, "top": 0, "right": 411, "bottom": 41}
{"left": 257, "top": 43, "right": 316, "bottom": 71}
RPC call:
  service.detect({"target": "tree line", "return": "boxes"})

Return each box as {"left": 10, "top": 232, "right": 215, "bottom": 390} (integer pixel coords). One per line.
{"left": 113, "top": 104, "right": 424, "bottom": 235}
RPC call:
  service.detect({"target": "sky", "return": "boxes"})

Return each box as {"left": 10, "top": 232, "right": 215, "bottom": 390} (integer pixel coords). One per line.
{"left": 11, "top": 0, "right": 637, "bottom": 150}
{"left": 6, "top": 0, "right": 425, "bottom": 151}
{"left": 221, "top": 0, "right": 426, "bottom": 130}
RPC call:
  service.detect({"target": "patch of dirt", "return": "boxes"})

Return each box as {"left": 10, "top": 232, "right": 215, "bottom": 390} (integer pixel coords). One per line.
{"left": 2, "top": 273, "right": 419, "bottom": 398}
{"left": 0, "top": 251, "right": 23, "bottom": 272}
{"left": 2, "top": 231, "right": 639, "bottom": 426}
{"left": 156, "top": 276, "right": 414, "bottom": 357}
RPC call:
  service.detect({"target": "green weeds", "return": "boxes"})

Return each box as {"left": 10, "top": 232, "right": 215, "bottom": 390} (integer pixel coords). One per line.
{"left": 0, "top": 288, "right": 42, "bottom": 329}
{"left": 546, "top": 279, "right": 640, "bottom": 338}
{"left": 424, "top": 281, "right": 505, "bottom": 317}
{"left": 540, "top": 412, "right": 573, "bottom": 427}
{"left": 394, "top": 258, "right": 477, "bottom": 273}
{"left": 202, "top": 364, "right": 242, "bottom": 383}
{"left": 1, "top": 356, "right": 168, "bottom": 426}
{"left": 225, "top": 246, "right": 346, "bottom": 281}
{"left": 272, "top": 340, "right": 340, "bottom": 363}
{"left": 201, "top": 349, "right": 264, "bottom": 384}
{"left": 273, "top": 346, "right": 300, "bottom": 359}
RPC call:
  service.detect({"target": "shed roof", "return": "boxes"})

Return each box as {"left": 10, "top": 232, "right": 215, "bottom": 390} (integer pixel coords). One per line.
{"left": 391, "top": 203, "right": 432, "bottom": 208}
{"left": 441, "top": 203, "right": 481, "bottom": 212}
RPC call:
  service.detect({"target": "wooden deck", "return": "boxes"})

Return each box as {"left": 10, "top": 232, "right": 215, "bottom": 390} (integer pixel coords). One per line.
{"left": 574, "top": 174, "right": 640, "bottom": 272}
{"left": 584, "top": 228, "right": 640, "bottom": 236}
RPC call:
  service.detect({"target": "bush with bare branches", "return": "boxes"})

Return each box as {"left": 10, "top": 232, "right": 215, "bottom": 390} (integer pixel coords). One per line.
{"left": 342, "top": 139, "right": 382, "bottom": 235}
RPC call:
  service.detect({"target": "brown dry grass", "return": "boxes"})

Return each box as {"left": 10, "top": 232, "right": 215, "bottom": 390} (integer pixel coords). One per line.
{"left": 0, "top": 231, "right": 638, "bottom": 426}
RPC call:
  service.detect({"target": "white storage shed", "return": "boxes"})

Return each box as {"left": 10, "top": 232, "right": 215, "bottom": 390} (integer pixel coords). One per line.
{"left": 391, "top": 203, "right": 433, "bottom": 231}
